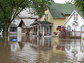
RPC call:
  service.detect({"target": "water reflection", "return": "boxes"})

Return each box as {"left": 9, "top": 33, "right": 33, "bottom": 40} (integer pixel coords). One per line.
{"left": 32, "top": 37, "right": 53, "bottom": 50}
{"left": 1, "top": 36, "right": 84, "bottom": 63}
{"left": 57, "top": 39, "right": 84, "bottom": 63}
{"left": 10, "top": 42, "right": 20, "bottom": 52}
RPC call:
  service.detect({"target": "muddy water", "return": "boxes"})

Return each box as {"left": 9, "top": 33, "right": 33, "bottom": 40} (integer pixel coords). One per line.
{"left": 0, "top": 37, "right": 84, "bottom": 63}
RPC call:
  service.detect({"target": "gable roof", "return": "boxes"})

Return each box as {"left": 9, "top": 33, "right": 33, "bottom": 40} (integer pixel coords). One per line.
{"left": 18, "top": 19, "right": 35, "bottom": 28}
{"left": 31, "top": 21, "right": 53, "bottom": 26}
{"left": 48, "top": 2, "right": 75, "bottom": 18}
{"left": 18, "top": 8, "right": 39, "bottom": 19}
{"left": 64, "top": 10, "right": 84, "bottom": 25}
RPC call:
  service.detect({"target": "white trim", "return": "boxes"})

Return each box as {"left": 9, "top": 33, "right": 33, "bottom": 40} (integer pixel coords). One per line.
{"left": 64, "top": 10, "right": 84, "bottom": 25}
{"left": 64, "top": 10, "right": 76, "bottom": 25}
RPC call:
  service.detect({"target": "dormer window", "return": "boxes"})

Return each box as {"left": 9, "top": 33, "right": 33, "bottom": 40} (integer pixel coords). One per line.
{"left": 74, "top": 14, "right": 78, "bottom": 21}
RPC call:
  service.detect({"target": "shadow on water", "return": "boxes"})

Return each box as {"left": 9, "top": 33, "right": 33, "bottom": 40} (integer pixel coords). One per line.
{"left": 1, "top": 36, "right": 84, "bottom": 63}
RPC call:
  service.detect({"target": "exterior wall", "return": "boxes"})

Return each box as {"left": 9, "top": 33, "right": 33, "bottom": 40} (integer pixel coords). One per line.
{"left": 40, "top": 9, "right": 69, "bottom": 32}
{"left": 53, "top": 17, "right": 68, "bottom": 32}
{"left": 65, "top": 11, "right": 84, "bottom": 31}
{"left": 40, "top": 10, "right": 54, "bottom": 21}
{"left": 0, "top": 29, "right": 3, "bottom": 37}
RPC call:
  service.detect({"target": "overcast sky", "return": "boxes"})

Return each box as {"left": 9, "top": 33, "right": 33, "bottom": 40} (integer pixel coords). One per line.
{"left": 54, "top": 0, "right": 72, "bottom": 3}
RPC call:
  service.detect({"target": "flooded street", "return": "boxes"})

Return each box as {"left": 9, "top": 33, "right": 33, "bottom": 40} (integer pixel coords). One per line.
{"left": 0, "top": 37, "right": 84, "bottom": 63}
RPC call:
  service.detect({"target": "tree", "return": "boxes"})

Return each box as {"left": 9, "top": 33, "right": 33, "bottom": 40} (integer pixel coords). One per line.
{"left": 66, "top": 1, "right": 72, "bottom": 4}
{"left": 74, "top": 0, "right": 84, "bottom": 13}
{"left": 0, "top": 0, "right": 52, "bottom": 37}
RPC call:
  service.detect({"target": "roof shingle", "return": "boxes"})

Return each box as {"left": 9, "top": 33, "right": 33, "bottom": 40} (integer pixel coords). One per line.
{"left": 48, "top": 2, "right": 75, "bottom": 18}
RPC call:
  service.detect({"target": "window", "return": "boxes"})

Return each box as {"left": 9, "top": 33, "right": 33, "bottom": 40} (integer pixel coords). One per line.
{"left": 67, "top": 25, "right": 71, "bottom": 31}
{"left": 74, "top": 14, "right": 78, "bottom": 21}
{"left": 44, "top": 14, "right": 48, "bottom": 20}
{"left": 10, "top": 27, "right": 17, "bottom": 32}
{"left": 81, "top": 25, "right": 84, "bottom": 31}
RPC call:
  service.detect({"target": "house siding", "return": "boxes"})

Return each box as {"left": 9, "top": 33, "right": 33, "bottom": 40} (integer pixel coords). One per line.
{"left": 40, "top": 9, "right": 69, "bottom": 32}
{"left": 65, "top": 11, "right": 84, "bottom": 31}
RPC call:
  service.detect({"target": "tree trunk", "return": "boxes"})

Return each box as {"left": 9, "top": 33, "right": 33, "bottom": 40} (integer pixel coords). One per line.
{"left": 5, "top": 26, "right": 9, "bottom": 37}
{"left": 4, "top": 26, "right": 9, "bottom": 42}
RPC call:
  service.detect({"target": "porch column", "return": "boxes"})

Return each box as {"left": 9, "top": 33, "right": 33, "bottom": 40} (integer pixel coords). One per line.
{"left": 37, "top": 25, "right": 39, "bottom": 36}
{"left": 51, "top": 25, "right": 54, "bottom": 36}
{"left": 32, "top": 27, "right": 34, "bottom": 34}
{"left": 41, "top": 26, "right": 44, "bottom": 47}
{"left": 32, "top": 27, "right": 34, "bottom": 40}
{"left": 35, "top": 26, "right": 36, "bottom": 35}
{"left": 42, "top": 26, "right": 44, "bottom": 37}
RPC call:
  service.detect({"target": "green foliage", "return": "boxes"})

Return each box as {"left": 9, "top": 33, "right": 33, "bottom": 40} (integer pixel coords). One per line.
{"left": 0, "top": 0, "right": 52, "bottom": 27}
{"left": 66, "top": 1, "right": 72, "bottom": 4}
{"left": 0, "top": 0, "right": 29, "bottom": 26}
{"left": 0, "top": 0, "right": 52, "bottom": 37}
{"left": 74, "top": 0, "right": 84, "bottom": 13}
{"left": 32, "top": 0, "right": 52, "bottom": 18}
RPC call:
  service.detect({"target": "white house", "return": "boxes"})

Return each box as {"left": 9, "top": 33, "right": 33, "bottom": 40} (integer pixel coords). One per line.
{"left": 9, "top": 8, "right": 39, "bottom": 42}
{"left": 64, "top": 10, "right": 84, "bottom": 31}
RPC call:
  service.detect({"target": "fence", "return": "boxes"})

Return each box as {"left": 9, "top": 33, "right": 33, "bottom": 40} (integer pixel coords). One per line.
{"left": 59, "top": 31, "right": 81, "bottom": 39}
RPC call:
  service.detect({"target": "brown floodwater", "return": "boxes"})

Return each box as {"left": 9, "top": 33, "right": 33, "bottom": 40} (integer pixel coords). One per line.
{"left": 0, "top": 37, "right": 84, "bottom": 63}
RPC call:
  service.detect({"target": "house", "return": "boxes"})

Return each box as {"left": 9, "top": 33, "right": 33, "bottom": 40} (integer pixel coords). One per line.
{"left": 18, "top": 19, "right": 36, "bottom": 42}
{"left": 64, "top": 10, "right": 84, "bottom": 38}
{"left": 64, "top": 10, "right": 84, "bottom": 31}
{"left": 31, "top": 21, "right": 53, "bottom": 38}
{"left": 9, "top": 23, "right": 17, "bottom": 36}
{"left": 8, "top": 8, "right": 39, "bottom": 42}
{"left": 40, "top": 2, "right": 75, "bottom": 34}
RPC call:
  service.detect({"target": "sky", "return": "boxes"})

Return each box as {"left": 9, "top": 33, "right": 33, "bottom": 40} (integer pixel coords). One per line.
{"left": 54, "top": 0, "right": 72, "bottom": 3}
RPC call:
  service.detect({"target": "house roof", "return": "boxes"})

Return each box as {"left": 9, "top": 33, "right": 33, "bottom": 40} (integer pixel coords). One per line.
{"left": 31, "top": 21, "right": 53, "bottom": 26}
{"left": 64, "top": 10, "right": 84, "bottom": 25}
{"left": 18, "top": 19, "right": 35, "bottom": 28}
{"left": 22, "top": 19, "right": 35, "bottom": 27}
{"left": 48, "top": 2, "right": 75, "bottom": 18}
{"left": 38, "top": 21, "right": 53, "bottom": 24}
{"left": 76, "top": 10, "right": 84, "bottom": 19}
{"left": 18, "top": 8, "right": 39, "bottom": 19}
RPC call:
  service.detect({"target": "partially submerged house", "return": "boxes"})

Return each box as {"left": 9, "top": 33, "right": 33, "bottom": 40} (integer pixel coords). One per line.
{"left": 31, "top": 21, "right": 53, "bottom": 38}
{"left": 9, "top": 8, "right": 38, "bottom": 42}
{"left": 64, "top": 10, "right": 84, "bottom": 31}
{"left": 40, "top": 2, "right": 75, "bottom": 34}
{"left": 18, "top": 19, "right": 36, "bottom": 42}
{"left": 64, "top": 10, "right": 84, "bottom": 38}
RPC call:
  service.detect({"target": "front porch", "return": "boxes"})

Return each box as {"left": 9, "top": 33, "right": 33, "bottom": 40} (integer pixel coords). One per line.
{"left": 31, "top": 21, "right": 53, "bottom": 38}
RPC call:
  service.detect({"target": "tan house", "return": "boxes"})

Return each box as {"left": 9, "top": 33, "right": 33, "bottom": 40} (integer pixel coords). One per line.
{"left": 40, "top": 2, "right": 75, "bottom": 34}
